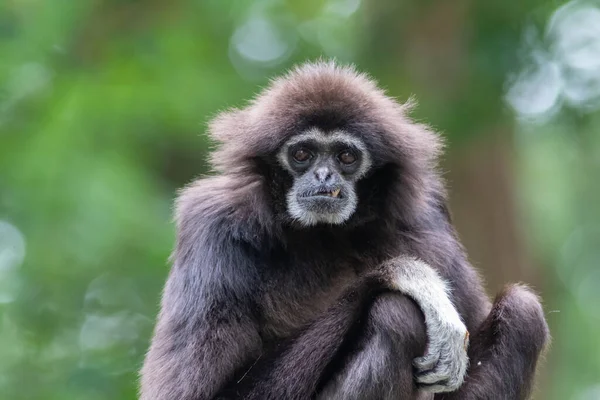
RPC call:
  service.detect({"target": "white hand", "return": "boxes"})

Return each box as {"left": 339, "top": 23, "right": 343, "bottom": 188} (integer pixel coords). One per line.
{"left": 383, "top": 256, "right": 469, "bottom": 392}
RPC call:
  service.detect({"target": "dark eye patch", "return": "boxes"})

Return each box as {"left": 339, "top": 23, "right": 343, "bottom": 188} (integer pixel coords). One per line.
{"left": 288, "top": 140, "right": 319, "bottom": 154}
{"left": 288, "top": 141, "right": 319, "bottom": 168}
{"left": 332, "top": 143, "right": 361, "bottom": 159}
{"left": 293, "top": 148, "right": 312, "bottom": 162}
{"left": 338, "top": 150, "right": 357, "bottom": 165}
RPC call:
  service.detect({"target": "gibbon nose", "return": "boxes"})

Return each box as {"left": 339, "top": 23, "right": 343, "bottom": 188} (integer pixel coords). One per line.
{"left": 314, "top": 167, "right": 334, "bottom": 184}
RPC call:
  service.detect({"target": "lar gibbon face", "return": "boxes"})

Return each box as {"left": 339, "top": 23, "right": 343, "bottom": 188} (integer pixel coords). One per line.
{"left": 277, "top": 128, "right": 372, "bottom": 226}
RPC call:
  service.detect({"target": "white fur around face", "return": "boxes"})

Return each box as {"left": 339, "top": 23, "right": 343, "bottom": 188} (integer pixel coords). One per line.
{"left": 285, "top": 185, "right": 358, "bottom": 226}
{"left": 277, "top": 128, "right": 372, "bottom": 226}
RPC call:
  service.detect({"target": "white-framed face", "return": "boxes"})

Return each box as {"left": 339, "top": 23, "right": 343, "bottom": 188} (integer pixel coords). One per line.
{"left": 277, "top": 128, "right": 372, "bottom": 226}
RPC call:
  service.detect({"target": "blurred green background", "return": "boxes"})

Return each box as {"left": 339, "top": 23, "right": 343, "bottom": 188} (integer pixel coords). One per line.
{"left": 1, "top": 0, "right": 600, "bottom": 399}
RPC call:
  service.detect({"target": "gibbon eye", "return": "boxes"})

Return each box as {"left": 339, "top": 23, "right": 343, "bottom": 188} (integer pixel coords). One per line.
{"left": 293, "top": 148, "right": 312, "bottom": 163}
{"left": 338, "top": 150, "right": 357, "bottom": 165}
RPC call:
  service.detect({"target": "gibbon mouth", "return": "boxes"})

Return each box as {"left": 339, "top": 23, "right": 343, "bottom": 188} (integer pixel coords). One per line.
{"left": 300, "top": 188, "right": 343, "bottom": 200}
{"left": 312, "top": 188, "right": 342, "bottom": 199}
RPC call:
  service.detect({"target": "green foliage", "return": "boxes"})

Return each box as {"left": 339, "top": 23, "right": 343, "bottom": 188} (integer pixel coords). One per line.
{"left": 1, "top": 0, "right": 599, "bottom": 399}
{"left": 0, "top": 1, "right": 362, "bottom": 398}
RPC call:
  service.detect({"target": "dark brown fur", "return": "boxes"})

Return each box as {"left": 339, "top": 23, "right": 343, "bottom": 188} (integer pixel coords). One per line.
{"left": 140, "top": 61, "right": 549, "bottom": 400}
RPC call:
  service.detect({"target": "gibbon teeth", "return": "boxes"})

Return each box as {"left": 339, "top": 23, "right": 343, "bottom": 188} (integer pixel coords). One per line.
{"left": 331, "top": 189, "right": 341, "bottom": 198}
